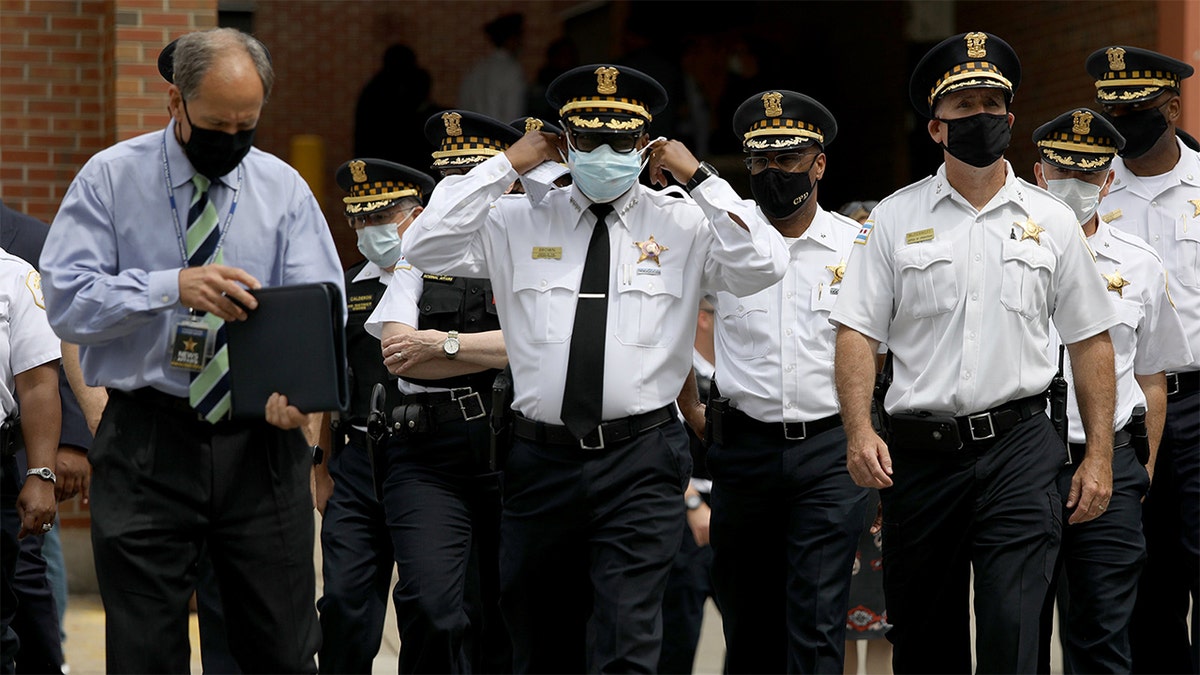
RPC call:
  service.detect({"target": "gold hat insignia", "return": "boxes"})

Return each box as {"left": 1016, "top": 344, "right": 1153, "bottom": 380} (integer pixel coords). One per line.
{"left": 762, "top": 92, "right": 783, "bottom": 118}
{"left": 965, "top": 32, "right": 987, "bottom": 59}
{"left": 1107, "top": 47, "right": 1126, "bottom": 71}
{"left": 1072, "top": 110, "right": 1093, "bottom": 135}
{"left": 443, "top": 112, "right": 463, "bottom": 137}
{"left": 826, "top": 259, "right": 846, "bottom": 285}
{"left": 1103, "top": 270, "right": 1131, "bottom": 298}
{"left": 524, "top": 117, "right": 544, "bottom": 133}
{"left": 348, "top": 159, "right": 368, "bottom": 183}
{"left": 633, "top": 236, "right": 669, "bottom": 266}
{"left": 595, "top": 66, "right": 619, "bottom": 95}
{"left": 1017, "top": 218, "right": 1044, "bottom": 244}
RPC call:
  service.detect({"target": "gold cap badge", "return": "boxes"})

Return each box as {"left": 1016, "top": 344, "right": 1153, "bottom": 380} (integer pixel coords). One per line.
{"left": 524, "top": 117, "right": 544, "bottom": 133}
{"left": 348, "top": 160, "right": 367, "bottom": 183}
{"left": 443, "top": 112, "right": 463, "bottom": 137}
{"left": 1072, "top": 110, "right": 1093, "bottom": 135}
{"left": 762, "top": 92, "right": 783, "bottom": 118}
{"left": 595, "top": 66, "right": 619, "bottom": 95}
{"left": 1107, "top": 47, "right": 1126, "bottom": 71}
{"left": 633, "top": 236, "right": 669, "bottom": 266}
{"left": 965, "top": 32, "right": 987, "bottom": 59}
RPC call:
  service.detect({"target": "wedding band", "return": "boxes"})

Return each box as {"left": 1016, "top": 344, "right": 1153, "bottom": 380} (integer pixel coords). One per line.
{"left": 1098, "top": 504, "right": 1107, "bottom": 511}
{"left": 41, "top": 522, "right": 52, "bottom": 532}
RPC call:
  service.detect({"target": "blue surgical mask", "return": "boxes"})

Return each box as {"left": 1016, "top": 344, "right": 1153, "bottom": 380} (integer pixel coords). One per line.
{"left": 567, "top": 142, "right": 648, "bottom": 204}
{"left": 356, "top": 210, "right": 414, "bottom": 268}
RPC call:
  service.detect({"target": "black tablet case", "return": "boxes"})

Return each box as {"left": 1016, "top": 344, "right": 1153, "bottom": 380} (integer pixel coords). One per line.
{"left": 226, "top": 282, "right": 349, "bottom": 419}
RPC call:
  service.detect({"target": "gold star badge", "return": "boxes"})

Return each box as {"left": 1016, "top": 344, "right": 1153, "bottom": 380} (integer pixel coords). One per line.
{"left": 1103, "top": 270, "right": 1131, "bottom": 298}
{"left": 1017, "top": 218, "right": 1044, "bottom": 244}
{"left": 1189, "top": 199, "right": 1200, "bottom": 217}
{"left": 826, "top": 259, "right": 846, "bottom": 284}
{"left": 634, "top": 236, "right": 669, "bottom": 266}
{"left": 182, "top": 336, "right": 198, "bottom": 352}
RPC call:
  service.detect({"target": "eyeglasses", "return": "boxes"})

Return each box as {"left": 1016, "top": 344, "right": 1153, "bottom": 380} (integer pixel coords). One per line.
{"left": 744, "top": 151, "right": 819, "bottom": 175}
{"left": 348, "top": 206, "right": 416, "bottom": 229}
{"left": 566, "top": 130, "right": 641, "bottom": 154}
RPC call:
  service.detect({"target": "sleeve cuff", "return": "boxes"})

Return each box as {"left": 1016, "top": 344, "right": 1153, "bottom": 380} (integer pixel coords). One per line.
{"left": 148, "top": 268, "right": 181, "bottom": 310}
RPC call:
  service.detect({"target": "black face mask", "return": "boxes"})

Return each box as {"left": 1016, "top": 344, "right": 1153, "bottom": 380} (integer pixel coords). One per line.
{"left": 750, "top": 168, "right": 816, "bottom": 220}
{"left": 179, "top": 101, "right": 256, "bottom": 179}
{"left": 1106, "top": 102, "right": 1169, "bottom": 159}
{"left": 938, "top": 112, "right": 1011, "bottom": 168}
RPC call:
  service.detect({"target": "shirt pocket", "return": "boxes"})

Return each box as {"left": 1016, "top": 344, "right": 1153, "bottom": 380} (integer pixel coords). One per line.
{"left": 616, "top": 267, "right": 683, "bottom": 348}
{"left": 1174, "top": 217, "right": 1200, "bottom": 288}
{"left": 512, "top": 263, "right": 579, "bottom": 344}
{"left": 715, "top": 290, "right": 772, "bottom": 360}
{"left": 806, "top": 284, "right": 839, "bottom": 362}
{"left": 895, "top": 241, "right": 958, "bottom": 319}
{"left": 1000, "top": 238, "right": 1056, "bottom": 320}
{"left": 417, "top": 283, "right": 464, "bottom": 323}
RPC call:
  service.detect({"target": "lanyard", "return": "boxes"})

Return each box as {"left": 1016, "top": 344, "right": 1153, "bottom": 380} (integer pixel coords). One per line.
{"left": 161, "top": 129, "right": 243, "bottom": 268}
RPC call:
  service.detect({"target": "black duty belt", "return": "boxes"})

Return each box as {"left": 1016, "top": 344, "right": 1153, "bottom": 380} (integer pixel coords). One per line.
{"left": 397, "top": 387, "right": 486, "bottom": 426}
{"left": 1166, "top": 370, "right": 1199, "bottom": 399}
{"left": 890, "top": 393, "right": 1047, "bottom": 449}
{"left": 346, "top": 427, "right": 369, "bottom": 448}
{"left": 1067, "top": 428, "right": 1132, "bottom": 466}
{"left": 725, "top": 408, "right": 842, "bottom": 442}
{"left": 513, "top": 405, "right": 675, "bottom": 450}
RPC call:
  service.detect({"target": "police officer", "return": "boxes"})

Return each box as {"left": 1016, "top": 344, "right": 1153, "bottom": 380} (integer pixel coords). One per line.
{"left": 1085, "top": 46, "right": 1200, "bottom": 673}
{"left": 314, "top": 159, "right": 435, "bottom": 673}
{"left": 401, "top": 64, "right": 788, "bottom": 672}
{"left": 1031, "top": 109, "right": 1192, "bottom": 673}
{"left": 695, "top": 90, "right": 867, "bottom": 673}
{"left": 831, "top": 32, "right": 1119, "bottom": 673}
{"left": 362, "top": 111, "right": 516, "bottom": 674}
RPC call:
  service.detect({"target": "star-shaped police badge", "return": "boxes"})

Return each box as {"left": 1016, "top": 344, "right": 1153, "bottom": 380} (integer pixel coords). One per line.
{"left": 634, "top": 236, "right": 669, "bottom": 266}
{"left": 1103, "top": 270, "right": 1131, "bottom": 298}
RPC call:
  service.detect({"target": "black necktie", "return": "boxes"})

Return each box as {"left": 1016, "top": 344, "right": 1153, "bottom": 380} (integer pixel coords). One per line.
{"left": 561, "top": 204, "right": 613, "bottom": 440}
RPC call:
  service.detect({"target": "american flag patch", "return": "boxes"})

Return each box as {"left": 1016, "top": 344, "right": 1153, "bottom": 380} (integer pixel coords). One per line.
{"left": 853, "top": 220, "right": 875, "bottom": 245}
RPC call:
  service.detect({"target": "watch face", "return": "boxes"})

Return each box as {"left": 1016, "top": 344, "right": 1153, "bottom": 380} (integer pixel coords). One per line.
{"left": 685, "top": 494, "right": 703, "bottom": 510}
{"left": 444, "top": 338, "right": 460, "bottom": 355}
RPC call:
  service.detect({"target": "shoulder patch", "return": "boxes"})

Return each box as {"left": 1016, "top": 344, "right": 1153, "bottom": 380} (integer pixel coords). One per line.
{"left": 853, "top": 220, "right": 875, "bottom": 246}
{"left": 25, "top": 270, "right": 45, "bottom": 309}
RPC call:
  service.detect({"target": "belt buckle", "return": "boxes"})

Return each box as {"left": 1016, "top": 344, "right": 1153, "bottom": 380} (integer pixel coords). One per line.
{"left": 449, "top": 387, "right": 474, "bottom": 401}
{"left": 783, "top": 421, "right": 807, "bottom": 441}
{"left": 967, "top": 412, "right": 996, "bottom": 441}
{"left": 1165, "top": 372, "right": 1180, "bottom": 396}
{"left": 457, "top": 392, "right": 486, "bottom": 421}
{"left": 580, "top": 425, "right": 606, "bottom": 450}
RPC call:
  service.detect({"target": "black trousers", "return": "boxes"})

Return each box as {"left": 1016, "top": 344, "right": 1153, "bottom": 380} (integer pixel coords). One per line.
{"left": 1130, "top": 390, "right": 1200, "bottom": 674}
{"left": 90, "top": 390, "right": 319, "bottom": 674}
{"left": 708, "top": 424, "right": 867, "bottom": 674}
{"left": 381, "top": 416, "right": 508, "bottom": 674}
{"left": 318, "top": 438, "right": 393, "bottom": 674}
{"left": 1038, "top": 443, "right": 1149, "bottom": 673}
{"left": 1, "top": 455, "right": 19, "bottom": 675}
{"left": 881, "top": 413, "right": 1064, "bottom": 674}
{"left": 657, "top": 497, "right": 714, "bottom": 675}
{"left": 9, "top": 450, "right": 63, "bottom": 675}
{"left": 500, "top": 421, "right": 691, "bottom": 674}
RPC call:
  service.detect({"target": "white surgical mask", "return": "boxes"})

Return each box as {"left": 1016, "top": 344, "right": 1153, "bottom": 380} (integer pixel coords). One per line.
{"left": 566, "top": 138, "right": 649, "bottom": 204}
{"left": 1046, "top": 177, "right": 1104, "bottom": 225}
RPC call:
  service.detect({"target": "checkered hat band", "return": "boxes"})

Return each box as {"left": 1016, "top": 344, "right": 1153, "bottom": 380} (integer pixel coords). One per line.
{"left": 346, "top": 181, "right": 421, "bottom": 199}
{"left": 930, "top": 62, "right": 1012, "bottom": 104}
{"left": 435, "top": 137, "right": 508, "bottom": 155}
{"left": 560, "top": 98, "right": 651, "bottom": 120}
{"left": 1099, "top": 70, "right": 1180, "bottom": 87}
{"left": 1037, "top": 136, "right": 1117, "bottom": 153}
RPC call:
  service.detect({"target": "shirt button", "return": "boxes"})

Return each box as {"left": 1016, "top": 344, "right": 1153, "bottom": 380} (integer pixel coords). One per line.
{"left": 737, "top": 305, "right": 744, "bottom": 312}
{"left": 785, "top": 328, "right": 793, "bottom": 336}
{"left": 971, "top": 292, "right": 979, "bottom": 301}
{"left": 786, "top": 292, "right": 794, "bottom": 299}
{"left": 648, "top": 282, "right": 655, "bottom": 290}
{"left": 785, "top": 365, "right": 794, "bottom": 372}
{"left": 968, "top": 331, "right": 976, "bottom": 340}
{"left": 539, "top": 280, "right": 547, "bottom": 288}
{"left": 162, "top": 294, "right": 170, "bottom": 302}
{"left": 470, "top": 286, "right": 479, "bottom": 294}
{"left": 974, "top": 254, "right": 981, "bottom": 262}
{"left": 964, "top": 372, "right": 972, "bottom": 380}
{"left": 786, "top": 402, "right": 795, "bottom": 409}
{"left": 1151, "top": 201, "right": 1158, "bottom": 207}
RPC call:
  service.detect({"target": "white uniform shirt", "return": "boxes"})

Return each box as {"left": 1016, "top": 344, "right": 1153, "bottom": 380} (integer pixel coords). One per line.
{"left": 831, "top": 162, "right": 1118, "bottom": 416}
{"left": 1101, "top": 137, "right": 1200, "bottom": 372}
{"left": 1, "top": 250, "right": 61, "bottom": 419}
{"left": 402, "top": 153, "right": 789, "bottom": 424}
{"left": 363, "top": 258, "right": 451, "bottom": 396}
{"left": 714, "top": 207, "right": 859, "bottom": 423}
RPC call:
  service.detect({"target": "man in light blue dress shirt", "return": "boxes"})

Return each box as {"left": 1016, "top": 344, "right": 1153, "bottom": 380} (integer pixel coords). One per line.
{"left": 38, "top": 28, "right": 343, "bottom": 674}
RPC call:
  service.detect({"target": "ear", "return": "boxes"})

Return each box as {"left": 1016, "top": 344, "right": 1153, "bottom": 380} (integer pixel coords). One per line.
{"left": 812, "top": 152, "right": 827, "bottom": 181}
{"left": 1099, "top": 168, "right": 1115, "bottom": 199}
{"left": 1165, "top": 95, "right": 1182, "bottom": 124}
{"left": 1033, "top": 161, "right": 1047, "bottom": 189}
{"left": 1006, "top": 111, "right": 1015, "bottom": 127}
{"left": 636, "top": 131, "right": 651, "bottom": 151}
{"left": 927, "top": 118, "right": 944, "bottom": 144}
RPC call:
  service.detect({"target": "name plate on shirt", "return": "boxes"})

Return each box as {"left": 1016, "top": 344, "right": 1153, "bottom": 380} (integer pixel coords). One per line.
{"left": 905, "top": 228, "right": 935, "bottom": 245}
{"left": 531, "top": 246, "right": 562, "bottom": 260}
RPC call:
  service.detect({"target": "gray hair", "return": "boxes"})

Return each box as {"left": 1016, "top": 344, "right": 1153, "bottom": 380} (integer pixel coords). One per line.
{"left": 173, "top": 28, "right": 273, "bottom": 103}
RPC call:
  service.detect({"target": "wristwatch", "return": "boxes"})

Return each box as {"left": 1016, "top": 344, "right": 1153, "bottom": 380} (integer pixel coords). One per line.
{"left": 685, "top": 161, "right": 719, "bottom": 193}
{"left": 26, "top": 467, "right": 56, "bottom": 484}
{"left": 443, "top": 330, "right": 461, "bottom": 360}
{"left": 311, "top": 445, "right": 324, "bottom": 467}
{"left": 685, "top": 493, "right": 704, "bottom": 511}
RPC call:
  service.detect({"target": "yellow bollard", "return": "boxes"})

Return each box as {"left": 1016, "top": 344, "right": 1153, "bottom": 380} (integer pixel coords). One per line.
{"left": 291, "top": 134, "right": 326, "bottom": 208}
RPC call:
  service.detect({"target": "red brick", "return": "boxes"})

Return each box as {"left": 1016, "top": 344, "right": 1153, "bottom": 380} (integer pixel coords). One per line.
{"left": 0, "top": 64, "right": 23, "bottom": 78}
{"left": 115, "top": 26, "right": 168, "bottom": 42}
{"left": 0, "top": 166, "right": 22, "bottom": 182}
{"left": 48, "top": 50, "right": 97, "bottom": 64}
{"left": 51, "top": 117, "right": 101, "bottom": 132}
{"left": 0, "top": 98, "right": 24, "bottom": 114}
{"left": 1, "top": 48, "right": 49, "bottom": 64}
{"left": 2, "top": 185, "right": 52, "bottom": 199}
{"left": 1, "top": 116, "right": 49, "bottom": 131}
{"left": 2, "top": 149, "right": 51, "bottom": 165}
{"left": 29, "top": 100, "right": 77, "bottom": 115}
{"left": 114, "top": 64, "right": 161, "bottom": 79}
{"left": 50, "top": 15, "right": 102, "bottom": 31}
{"left": 27, "top": 0, "right": 80, "bottom": 14}
{"left": 27, "top": 134, "right": 79, "bottom": 148}
{"left": 141, "top": 11, "right": 192, "bottom": 26}
{"left": 116, "top": 0, "right": 167, "bottom": 8}
{"left": 28, "top": 64, "right": 80, "bottom": 80}
{"left": 0, "top": 14, "right": 48, "bottom": 30}
{"left": 167, "top": 0, "right": 218, "bottom": 11}
{"left": 2, "top": 82, "right": 50, "bottom": 96}
{"left": 52, "top": 82, "right": 101, "bottom": 97}
{"left": 28, "top": 32, "right": 79, "bottom": 48}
